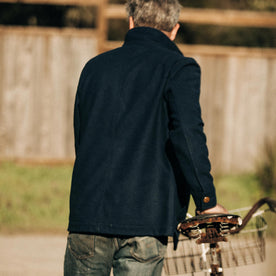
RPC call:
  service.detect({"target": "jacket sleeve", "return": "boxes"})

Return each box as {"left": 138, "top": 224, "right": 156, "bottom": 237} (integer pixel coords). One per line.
{"left": 166, "top": 58, "right": 217, "bottom": 211}
{"left": 73, "top": 92, "right": 80, "bottom": 156}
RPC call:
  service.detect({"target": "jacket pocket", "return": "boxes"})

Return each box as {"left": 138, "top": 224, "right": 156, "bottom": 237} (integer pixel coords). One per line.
{"left": 67, "top": 233, "right": 95, "bottom": 260}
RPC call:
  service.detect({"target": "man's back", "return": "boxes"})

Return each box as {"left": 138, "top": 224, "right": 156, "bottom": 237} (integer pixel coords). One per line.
{"left": 68, "top": 27, "right": 197, "bottom": 236}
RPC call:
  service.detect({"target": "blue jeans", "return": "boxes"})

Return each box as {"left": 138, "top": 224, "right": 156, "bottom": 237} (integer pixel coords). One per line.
{"left": 64, "top": 234, "right": 167, "bottom": 276}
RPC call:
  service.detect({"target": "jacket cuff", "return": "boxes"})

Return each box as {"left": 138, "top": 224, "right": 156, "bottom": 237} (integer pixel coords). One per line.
{"left": 194, "top": 195, "right": 217, "bottom": 212}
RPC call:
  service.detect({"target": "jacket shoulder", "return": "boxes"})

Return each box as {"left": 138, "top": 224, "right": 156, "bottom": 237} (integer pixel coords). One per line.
{"left": 166, "top": 55, "right": 201, "bottom": 81}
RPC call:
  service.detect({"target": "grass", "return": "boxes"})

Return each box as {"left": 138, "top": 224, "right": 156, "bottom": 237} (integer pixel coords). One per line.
{"left": 0, "top": 161, "right": 72, "bottom": 234}
{"left": 215, "top": 174, "right": 266, "bottom": 210}
{"left": 0, "top": 161, "right": 275, "bottom": 236}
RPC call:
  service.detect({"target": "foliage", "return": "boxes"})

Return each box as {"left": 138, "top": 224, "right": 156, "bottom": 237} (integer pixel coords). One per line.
{"left": 256, "top": 141, "right": 276, "bottom": 194}
{"left": 63, "top": 6, "right": 96, "bottom": 28}
{"left": 175, "top": 24, "right": 276, "bottom": 47}
{"left": 0, "top": 3, "right": 96, "bottom": 28}
{"left": 0, "top": 3, "right": 68, "bottom": 27}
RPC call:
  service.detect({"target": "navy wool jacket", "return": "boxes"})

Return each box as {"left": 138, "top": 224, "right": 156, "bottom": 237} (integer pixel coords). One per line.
{"left": 68, "top": 27, "right": 217, "bottom": 237}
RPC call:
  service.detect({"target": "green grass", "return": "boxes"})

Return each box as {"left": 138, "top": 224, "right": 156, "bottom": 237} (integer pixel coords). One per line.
{"left": 215, "top": 174, "right": 266, "bottom": 210}
{"left": 0, "top": 161, "right": 275, "bottom": 236}
{"left": 0, "top": 162, "right": 72, "bottom": 234}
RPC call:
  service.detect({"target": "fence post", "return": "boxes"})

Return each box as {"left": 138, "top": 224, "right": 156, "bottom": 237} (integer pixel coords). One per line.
{"left": 97, "top": 0, "right": 108, "bottom": 54}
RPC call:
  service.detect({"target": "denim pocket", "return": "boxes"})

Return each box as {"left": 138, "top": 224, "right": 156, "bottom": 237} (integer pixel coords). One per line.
{"left": 130, "top": 237, "right": 166, "bottom": 263}
{"left": 67, "top": 233, "right": 95, "bottom": 260}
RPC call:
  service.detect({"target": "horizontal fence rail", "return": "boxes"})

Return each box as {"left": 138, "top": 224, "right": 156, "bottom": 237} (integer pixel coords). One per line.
{"left": 178, "top": 8, "right": 276, "bottom": 28}
{"left": 106, "top": 4, "right": 276, "bottom": 28}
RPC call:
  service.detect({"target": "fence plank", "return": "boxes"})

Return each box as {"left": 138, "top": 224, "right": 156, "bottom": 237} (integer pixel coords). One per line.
{"left": 0, "top": 35, "right": 4, "bottom": 154}
{"left": 0, "top": 28, "right": 98, "bottom": 160}
{"left": 97, "top": 0, "right": 108, "bottom": 53}
{"left": 198, "top": 56, "right": 229, "bottom": 173}
{"left": 264, "top": 59, "right": 276, "bottom": 146}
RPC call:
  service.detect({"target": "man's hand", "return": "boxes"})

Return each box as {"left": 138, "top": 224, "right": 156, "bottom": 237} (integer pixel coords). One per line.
{"left": 199, "top": 203, "right": 228, "bottom": 215}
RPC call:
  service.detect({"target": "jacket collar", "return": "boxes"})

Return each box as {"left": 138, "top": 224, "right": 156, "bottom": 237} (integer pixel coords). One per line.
{"left": 123, "top": 27, "right": 183, "bottom": 55}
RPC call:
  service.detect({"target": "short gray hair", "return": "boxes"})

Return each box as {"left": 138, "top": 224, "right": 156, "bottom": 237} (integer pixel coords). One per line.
{"left": 126, "top": 0, "right": 180, "bottom": 32}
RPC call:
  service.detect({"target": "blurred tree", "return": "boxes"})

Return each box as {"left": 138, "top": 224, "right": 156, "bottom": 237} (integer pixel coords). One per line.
{"left": 0, "top": 3, "right": 67, "bottom": 27}
{"left": 63, "top": 6, "right": 96, "bottom": 28}
{"left": 175, "top": 24, "right": 276, "bottom": 47}
{"left": 0, "top": 3, "right": 96, "bottom": 28}
{"left": 250, "top": 0, "right": 276, "bottom": 11}
{"left": 256, "top": 141, "right": 276, "bottom": 194}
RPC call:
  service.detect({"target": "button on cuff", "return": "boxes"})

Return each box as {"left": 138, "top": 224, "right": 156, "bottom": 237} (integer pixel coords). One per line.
{"left": 203, "top": 197, "right": 210, "bottom": 203}
{"left": 199, "top": 196, "right": 217, "bottom": 211}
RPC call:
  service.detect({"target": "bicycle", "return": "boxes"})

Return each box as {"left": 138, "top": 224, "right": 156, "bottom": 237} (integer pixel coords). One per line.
{"left": 164, "top": 197, "right": 276, "bottom": 276}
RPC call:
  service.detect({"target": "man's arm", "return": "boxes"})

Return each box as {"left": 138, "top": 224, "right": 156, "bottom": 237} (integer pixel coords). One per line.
{"left": 166, "top": 58, "right": 227, "bottom": 214}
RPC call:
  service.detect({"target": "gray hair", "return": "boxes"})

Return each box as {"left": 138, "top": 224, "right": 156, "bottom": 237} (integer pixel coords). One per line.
{"left": 126, "top": 0, "right": 180, "bottom": 32}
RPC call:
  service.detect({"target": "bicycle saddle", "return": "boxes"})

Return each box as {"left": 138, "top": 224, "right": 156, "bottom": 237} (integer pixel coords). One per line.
{"left": 177, "top": 213, "right": 242, "bottom": 244}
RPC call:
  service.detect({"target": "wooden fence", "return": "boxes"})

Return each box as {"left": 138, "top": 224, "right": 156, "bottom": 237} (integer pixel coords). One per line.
{"left": 0, "top": 26, "right": 99, "bottom": 161}
{"left": 0, "top": 1, "right": 276, "bottom": 174}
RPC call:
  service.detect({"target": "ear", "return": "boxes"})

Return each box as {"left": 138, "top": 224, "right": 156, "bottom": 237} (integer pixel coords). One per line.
{"left": 169, "top": 23, "right": 180, "bottom": 41}
{"left": 129, "top": 16, "right": 135, "bottom": 30}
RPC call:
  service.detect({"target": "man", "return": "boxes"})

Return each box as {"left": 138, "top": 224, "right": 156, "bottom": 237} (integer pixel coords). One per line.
{"left": 64, "top": 0, "right": 227, "bottom": 275}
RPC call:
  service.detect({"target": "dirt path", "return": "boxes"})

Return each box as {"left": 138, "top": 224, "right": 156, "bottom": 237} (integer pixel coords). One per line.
{"left": 0, "top": 235, "right": 66, "bottom": 276}
{"left": 0, "top": 235, "right": 275, "bottom": 276}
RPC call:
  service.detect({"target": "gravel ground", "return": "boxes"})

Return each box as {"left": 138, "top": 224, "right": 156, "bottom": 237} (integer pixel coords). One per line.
{"left": 0, "top": 235, "right": 275, "bottom": 276}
